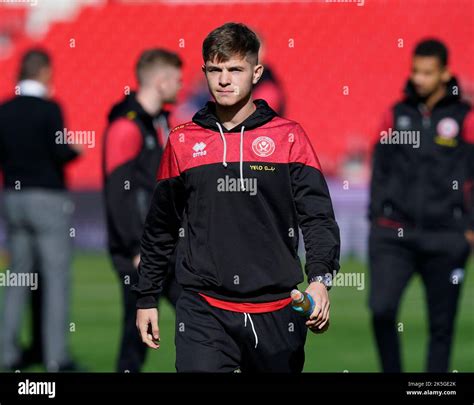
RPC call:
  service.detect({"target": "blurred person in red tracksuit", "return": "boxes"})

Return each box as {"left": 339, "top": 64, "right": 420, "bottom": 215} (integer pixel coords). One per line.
{"left": 102, "top": 49, "right": 183, "bottom": 372}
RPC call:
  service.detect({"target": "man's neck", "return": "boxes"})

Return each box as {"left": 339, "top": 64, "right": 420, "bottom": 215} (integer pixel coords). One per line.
{"left": 215, "top": 96, "right": 256, "bottom": 130}
{"left": 17, "top": 79, "right": 48, "bottom": 98}
{"left": 136, "top": 87, "right": 163, "bottom": 116}
{"left": 423, "top": 84, "right": 447, "bottom": 111}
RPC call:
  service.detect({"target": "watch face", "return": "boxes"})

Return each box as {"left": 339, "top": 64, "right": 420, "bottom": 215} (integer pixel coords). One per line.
{"left": 324, "top": 275, "right": 333, "bottom": 289}
{"left": 309, "top": 273, "right": 333, "bottom": 290}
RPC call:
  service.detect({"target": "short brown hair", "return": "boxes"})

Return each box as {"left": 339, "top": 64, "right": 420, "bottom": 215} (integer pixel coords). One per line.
{"left": 19, "top": 49, "right": 51, "bottom": 81}
{"left": 202, "top": 22, "right": 260, "bottom": 64}
{"left": 136, "top": 49, "right": 182, "bottom": 85}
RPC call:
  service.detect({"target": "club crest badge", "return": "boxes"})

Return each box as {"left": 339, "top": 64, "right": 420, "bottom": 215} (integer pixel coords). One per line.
{"left": 437, "top": 118, "right": 459, "bottom": 139}
{"left": 251, "top": 136, "right": 275, "bottom": 157}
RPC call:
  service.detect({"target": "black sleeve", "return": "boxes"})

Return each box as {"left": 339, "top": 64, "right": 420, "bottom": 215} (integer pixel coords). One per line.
{"left": 104, "top": 163, "right": 147, "bottom": 257}
{"left": 368, "top": 143, "right": 391, "bottom": 221}
{"left": 368, "top": 108, "right": 393, "bottom": 221}
{"left": 47, "top": 102, "right": 79, "bottom": 164}
{"left": 462, "top": 109, "right": 474, "bottom": 230}
{"left": 290, "top": 125, "right": 340, "bottom": 282}
{"left": 468, "top": 151, "right": 474, "bottom": 230}
{"left": 0, "top": 127, "right": 4, "bottom": 169}
{"left": 103, "top": 119, "right": 147, "bottom": 257}
{"left": 132, "top": 142, "right": 185, "bottom": 309}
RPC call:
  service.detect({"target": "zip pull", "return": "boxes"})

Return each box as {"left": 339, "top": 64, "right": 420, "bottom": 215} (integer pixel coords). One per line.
{"left": 418, "top": 103, "right": 431, "bottom": 129}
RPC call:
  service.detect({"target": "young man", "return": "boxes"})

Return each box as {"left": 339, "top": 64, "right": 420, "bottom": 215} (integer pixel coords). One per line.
{"left": 103, "top": 49, "right": 182, "bottom": 372}
{"left": 369, "top": 39, "right": 474, "bottom": 372}
{"left": 134, "top": 23, "right": 340, "bottom": 372}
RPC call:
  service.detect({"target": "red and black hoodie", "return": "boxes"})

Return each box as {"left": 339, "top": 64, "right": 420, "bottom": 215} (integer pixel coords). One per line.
{"left": 133, "top": 99, "right": 340, "bottom": 308}
{"left": 103, "top": 93, "right": 169, "bottom": 257}
{"left": 370, "top": 77, "right": 474, "bottom": 231}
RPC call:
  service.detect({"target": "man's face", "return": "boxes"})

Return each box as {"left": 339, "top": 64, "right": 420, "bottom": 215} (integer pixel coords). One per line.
{"left": 38, "top": 66, "right": 52, "bottom": 87}
{"left": 410, "top": 56, "right": 449, "bottom": 98}
{"left": 156, "top": 66, "right": 182, "bottom": 104}
{"left": 203, "top": 55, "right": 262, "bottom": 107}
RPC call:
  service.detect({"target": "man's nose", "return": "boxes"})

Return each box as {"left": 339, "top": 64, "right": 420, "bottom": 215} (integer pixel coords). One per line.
{"left": 218, "top": 70, "right": 231, "bottom": 86}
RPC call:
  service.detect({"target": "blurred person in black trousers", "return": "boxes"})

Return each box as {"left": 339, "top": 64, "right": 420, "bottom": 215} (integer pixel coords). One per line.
{"left": 0, "top": 49, "right": 82, "bottom": 371}
{"left": 103, "top": 49, "right": 183, "bottom": 372}
{"left": 369, "top": 39, "right": 474, "bottom": 372}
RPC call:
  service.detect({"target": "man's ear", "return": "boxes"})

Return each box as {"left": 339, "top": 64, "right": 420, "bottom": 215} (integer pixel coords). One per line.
{"left": 253, "top": 64, "right": 264, "bottom": 85}
{"left": 441, "top": 68, "right": 452, "bottom": 83}
{"left": 201, "top": 64, "right": 206, "bottom": 73}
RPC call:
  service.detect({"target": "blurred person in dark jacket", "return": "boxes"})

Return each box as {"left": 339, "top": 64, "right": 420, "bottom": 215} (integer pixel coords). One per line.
{"left": 0, "top": 49, "right": 82, "bottom": 371}
{"left": 102, "top": 49, "right": 183, "bottom": 372}
{"left": 368, "top": 39, "right": 474, "bottom": 372}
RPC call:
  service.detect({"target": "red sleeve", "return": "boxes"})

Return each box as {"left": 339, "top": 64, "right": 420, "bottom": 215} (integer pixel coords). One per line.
{"left": 289, "top": 123, "right": 322, "bottom": 172}
{"left": 462, "top": 109, "right": 474, "bottom": 144}
{"left": 379, "top": 108, "right": 393, "bottom": 132}
{"left": 104, "top": 118, "right": 142, "bottom": 175}
{"left": 157, "top": 139, "right": 180, "bottom": 180}
{"left": 373, "top": 108, "right": 394, "bottom": 147}
{"left": 253, "top": 81, "right": 283, "bottom": 115}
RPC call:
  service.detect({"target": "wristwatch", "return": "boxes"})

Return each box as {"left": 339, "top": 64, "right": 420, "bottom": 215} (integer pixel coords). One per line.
{"left": 308, "top": 273, "right": 333, "bottom": 291}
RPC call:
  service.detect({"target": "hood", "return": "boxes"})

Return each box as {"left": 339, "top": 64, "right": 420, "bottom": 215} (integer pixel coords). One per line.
{"left": 192, "top": 98, "right": 277, "bottom": 133}
{"left": 108, "top": 92, "right": 153, "bottom": 122}
{"left": 403, "top": 76, "right": 462, "bottom": 107}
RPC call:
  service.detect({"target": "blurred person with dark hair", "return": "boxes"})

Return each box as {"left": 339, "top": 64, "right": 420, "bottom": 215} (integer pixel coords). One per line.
{"left": 252, "top": 36, "right": 286, "bottom": 116}
{"left": 369, "top": 39, "right": 474, "bottom": 372}
{"left": 103, "top": 48, "right": 183, "bottom": 373}
{"left": 0, "top": 49, "right": 82, "bottom": 371}
{"left": 134, "top": 23, "right": 340, "bottom": 372}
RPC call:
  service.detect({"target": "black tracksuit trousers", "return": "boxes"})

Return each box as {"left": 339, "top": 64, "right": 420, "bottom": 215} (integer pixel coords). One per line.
{"left": 111, "top": 253, "right": 181, "bottom": 372}
{"left": 368, "top": 224, "right": 470, "bottom": 372}
{"left": 175, "top": 290, "right": 308, "bottom": 373}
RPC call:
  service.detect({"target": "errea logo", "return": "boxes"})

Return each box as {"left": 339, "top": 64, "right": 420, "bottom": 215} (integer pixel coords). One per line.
{"left": 193, "top": 142, "right": 207, "bottom": 158}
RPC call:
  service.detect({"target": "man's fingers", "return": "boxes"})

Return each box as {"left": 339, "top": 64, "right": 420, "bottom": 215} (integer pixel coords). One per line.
{"left": 306, "top": 300, "right": 329, "bottom": 327}
{"left": 146, "top": 333, "right": 160, "bottom": 348}
{"left": 309, "top": 296, "right": 322, "bottom": 321}
{"left": 142, "top": 325, "right": 159, "bottom": 349}
{"left": 136, "top": 309, "right": 160, "bottom": 349}
{"left": 152, "top": 323, "right": 160, "bottom": 341}
{"left": 148, "top": 311, "right": 160, "bottom": 341}
{"left": 318, "top": 307, "right": 330, "bottom": 330}
{"left": 317, "top": 301, "right": 330, "bottom": 326}
{"left": 139, "top": 323, "right": 150, "bottom": 345}
{"left": 139, "top": 320, "right": 159, "bottom": 349}
{"left": 313, "top": 299, "right": 327, "bottom": 323}
{"left": 315, "top": 300, "right": 328, "bottom": 323}
{"left": 311, "top": 319, "right": 330, "bottom": 334}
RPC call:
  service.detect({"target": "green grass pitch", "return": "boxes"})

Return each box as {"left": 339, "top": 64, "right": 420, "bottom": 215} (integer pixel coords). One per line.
{"left": 0, "top": 252, "right": 472, "bottom": 372}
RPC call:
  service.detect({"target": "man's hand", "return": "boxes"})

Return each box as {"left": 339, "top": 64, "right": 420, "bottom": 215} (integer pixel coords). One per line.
{"left": 133, "top": 255, "right": 140, "bottom": 269}
{"left": 465, "top": 230, "right": 474, "bottom": 249}
{"left": 136, "top": 308, "right": 160, "bottom": 349}
{"left": 305, "top": 281, "right": 330, "bottom": 334}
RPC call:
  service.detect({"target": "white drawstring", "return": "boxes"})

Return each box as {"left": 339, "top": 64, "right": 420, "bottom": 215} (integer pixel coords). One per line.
{"left": 243, "top": 312, "right": 258, "bottom": 349}
{"left": 239, "top": 126, "right": 246, "bottom": 191}
{"left": 215, "top": 122, "right": 228, "bottom": 167}
{"left": 215, "top": 122, "right": 246, "bottom": 191}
